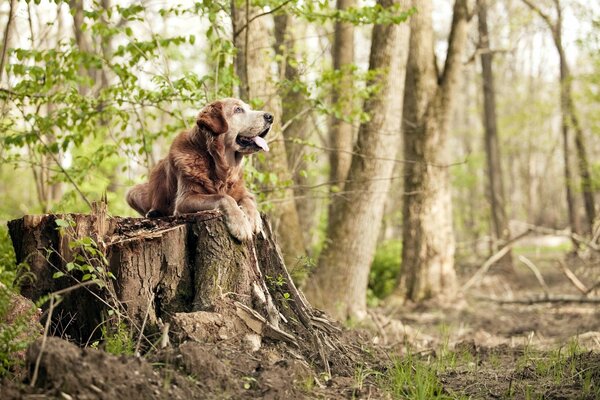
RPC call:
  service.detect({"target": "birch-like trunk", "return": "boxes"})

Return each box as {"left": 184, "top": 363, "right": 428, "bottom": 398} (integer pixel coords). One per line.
{"left": 305, "top": 0, "right": 409, "bottom": 320}
{"left": 398, "top": 0, "right": 470, "bottom": 301}
{"left": 231, "top": 2, "right": 306, "bottom": 268}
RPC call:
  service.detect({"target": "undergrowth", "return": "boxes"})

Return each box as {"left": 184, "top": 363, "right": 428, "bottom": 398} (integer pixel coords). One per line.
{"left": 368, "top": 239, "right": 401, "bottom": 306}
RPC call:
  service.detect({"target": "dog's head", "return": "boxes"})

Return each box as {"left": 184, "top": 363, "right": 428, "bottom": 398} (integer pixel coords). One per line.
{"left": 196, "top": 98, "right": 272, "bottom": 154}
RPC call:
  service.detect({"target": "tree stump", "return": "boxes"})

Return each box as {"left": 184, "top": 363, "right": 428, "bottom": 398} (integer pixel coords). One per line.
{"left": 7, "top": 209, "right": 351, "bottom": 374}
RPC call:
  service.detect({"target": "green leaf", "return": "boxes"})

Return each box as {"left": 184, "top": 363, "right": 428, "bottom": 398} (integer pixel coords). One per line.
{"left": 53, "top": 271, "right": 65, "bottom": 279}
{"left": 55, "top": 219, "right": 70, "bottom": 228}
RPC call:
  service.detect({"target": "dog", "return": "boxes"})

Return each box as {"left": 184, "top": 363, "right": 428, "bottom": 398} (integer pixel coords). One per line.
{"left": 126, "top": 98, "right": 272, "bottom": 241}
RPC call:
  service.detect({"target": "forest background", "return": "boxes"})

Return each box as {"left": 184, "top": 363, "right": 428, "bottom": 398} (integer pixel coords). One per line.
{"left": 0, "top": 0, "right": 598, "bottom": 323}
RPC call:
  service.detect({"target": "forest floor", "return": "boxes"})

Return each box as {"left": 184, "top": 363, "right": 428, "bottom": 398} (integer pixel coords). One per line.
{"left": 2, "top": 240, "right": 599, "bottom": 399}
{"left": 372, "top": 241, "right": 600, "bottom": 399}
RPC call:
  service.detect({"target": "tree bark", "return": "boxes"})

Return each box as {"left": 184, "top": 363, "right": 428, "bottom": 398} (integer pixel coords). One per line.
{"left": 0, "top": 0, "right": 17, "bottom": 85}
{"left": 522, "top": 0, "right": 596, "bottom": 235}
{"left": 231, "top": 2, "right": 306, "bottom": 268}
{"left": 273, "top": 14, "right": 319, "bottom": 250}
{"left": 329, "top": 0, "right": 356, "bottom": 192}
{"left": 398, "top": 0, "right": 470, "bottom": 302}
{"left": 8, "top": 210, "right": 350, "bottom": 374}
{"left": 305, "top": 0, "right": 409, "bottom": 321}
{"left": 477, "top": 0, "right": 512, "bottom": 269}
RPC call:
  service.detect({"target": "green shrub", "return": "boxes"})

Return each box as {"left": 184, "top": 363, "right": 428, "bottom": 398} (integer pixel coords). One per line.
{"left": 0, "top": 227, "right": 17, "bottom": 288}
{"left": 368, "top": 240, "right": 401, "bottom": 305}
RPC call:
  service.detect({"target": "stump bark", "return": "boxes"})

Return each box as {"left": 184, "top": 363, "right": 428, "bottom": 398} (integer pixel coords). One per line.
{"left": 8, "top": 210, "right": 350, "bottom": 374}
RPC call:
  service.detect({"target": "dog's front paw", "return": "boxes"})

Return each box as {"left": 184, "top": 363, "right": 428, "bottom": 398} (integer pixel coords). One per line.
{"left": 243, "top": 207, "right": 263, "bottom": 234}
{"left": 225, "top": 214, "right": 254, "bottom": 242}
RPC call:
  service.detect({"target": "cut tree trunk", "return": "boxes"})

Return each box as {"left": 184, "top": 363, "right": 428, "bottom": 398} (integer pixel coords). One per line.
{"left": 8, "top": 209, "right": 350, "bottom": 375}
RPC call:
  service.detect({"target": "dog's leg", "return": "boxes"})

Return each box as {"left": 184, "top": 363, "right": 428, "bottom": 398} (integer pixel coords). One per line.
{"left": 146, "top": 160, "right": 172, "bottom": 218}
{"left": 239, "top": 195, "right": 263, "bottom": 234}
{"left": 176, "top": 193, "right": 253, "bottom": 241}
{"left": 126, "top": 184, "right": 151, "bottom": 216}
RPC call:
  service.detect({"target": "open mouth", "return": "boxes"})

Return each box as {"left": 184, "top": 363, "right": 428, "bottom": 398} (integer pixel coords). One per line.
{"left": 235, "top": 127, "right": 270, "bottom": 152}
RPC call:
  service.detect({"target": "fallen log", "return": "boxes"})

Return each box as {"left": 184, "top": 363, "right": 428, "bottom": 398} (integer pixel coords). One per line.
{"left": 7, "top": 209, "right": 352, "bottom": 374}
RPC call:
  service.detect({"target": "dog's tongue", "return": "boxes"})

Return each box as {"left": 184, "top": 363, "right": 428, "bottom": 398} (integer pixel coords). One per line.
{"left": 253, "top": 136, "right": 269, "bottom": 152}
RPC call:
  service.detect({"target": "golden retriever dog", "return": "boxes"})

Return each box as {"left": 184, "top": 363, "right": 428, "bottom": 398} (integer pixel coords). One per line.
{"left": 126, "top": 98, "right": 272, "bottom": 241}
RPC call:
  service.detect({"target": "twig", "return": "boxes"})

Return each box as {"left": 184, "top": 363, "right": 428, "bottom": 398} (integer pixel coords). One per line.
{"left": 521, "top": 0, "right": 555, "bottom": 30}
{"left": 233, "top": 0, "right": 294, "bottom": 38}
{"left": 462, "top": 229, "right": 533, "bottom": 291}
{"left": 585, "top": 280, "right": 600, "bottom": 296}
{"left": 523, "top": 223, "right": 599, "bottom": 251}
{"left": 558, "top": 260, "right": 588, "bottom": 294}
{"left": 477, "top": 294, "right": 600, "bottom": 304}
{"left": 135, "top": 291, "right": 155, "bottom": 355}
{"left": 30, "top": 296, "right": 56, "bottom": 387}
{"left": 518, "top": 255, "right": 549, "bottom": 295}
{"left": 35, "top": 132, "right": 92, "bottom": 210}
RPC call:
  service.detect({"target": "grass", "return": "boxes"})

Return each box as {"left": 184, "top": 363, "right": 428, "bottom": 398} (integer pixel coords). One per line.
{"left": 377, "top": 334, "right": 599, "bottom": 400}
{"left": 381, "top": 351, "right": 466, "bottom": 400}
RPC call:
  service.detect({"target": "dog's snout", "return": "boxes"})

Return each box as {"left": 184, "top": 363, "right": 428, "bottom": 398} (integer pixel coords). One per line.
{"left": 264, "top": 113, "right": 273, "bottom": 123}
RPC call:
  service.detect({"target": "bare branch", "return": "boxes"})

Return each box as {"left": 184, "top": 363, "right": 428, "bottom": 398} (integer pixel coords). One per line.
{"left": 233, "top": 0, "right": 294, "bottom": 39}
{"left": 521, "top": 0, "right": 555, "bottom": 30}
{"left": 477, "top": 294, "right": 600, "bottom": 304}
{"left": 518, "top": 255, "right": 549, "bottom": 295}
{"left": 462, "top": 229, "right": 533, "bottom": 291}
{"left": 558, "top": 260, "right": 588, "bottom": 294}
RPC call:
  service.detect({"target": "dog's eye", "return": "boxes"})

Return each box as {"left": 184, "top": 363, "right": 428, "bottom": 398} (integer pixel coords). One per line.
{"left": 234, "top": 106, "right": 244, "bottom": 114}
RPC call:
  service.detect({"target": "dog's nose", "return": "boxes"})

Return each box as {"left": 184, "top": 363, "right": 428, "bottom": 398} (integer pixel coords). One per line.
{"left": 264, "top": 113, "right": 273, "bottom": 123}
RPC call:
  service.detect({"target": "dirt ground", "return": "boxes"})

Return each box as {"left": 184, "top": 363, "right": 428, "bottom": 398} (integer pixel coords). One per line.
{"left": 373, "top": 246, "right": 600, "bottom": 399}
{"left": 1, "top": 245, "right": 599, "bottom": 399}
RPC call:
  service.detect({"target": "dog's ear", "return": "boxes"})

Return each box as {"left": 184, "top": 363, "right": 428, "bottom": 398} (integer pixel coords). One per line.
{"left": 197, "top": 101, "right": 228, "bottom": 135}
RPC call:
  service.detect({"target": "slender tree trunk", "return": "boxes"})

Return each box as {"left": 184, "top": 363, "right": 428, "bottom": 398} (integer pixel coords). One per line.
{"left": 0, "top": 0, "right": 17, "bottom": 85}
{"left": 522, "top": 0, "right": 595, "bottom": 235}
{"left": 231, "top": 2, "right": 306, "bottom": 268}
{"left": 69, "top": 0, "right": 91, "bottom": 95}
{"left": 398, "top": 0, "right": 470, "bottom": 302}
{"left": 305, "top": 0, "right": 409, "bottom": 321}
{"left": 477, "top": 0, "right": 512, "bottom": 269}
{"left": 329, "top": 0, "right": 356, "bottom": 191}
{"left": 273, "top": 15, "right": 319, "bottom": 249}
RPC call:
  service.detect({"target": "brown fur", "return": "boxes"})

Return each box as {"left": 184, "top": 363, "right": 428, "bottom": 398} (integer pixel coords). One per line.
{"left": 126, "top": 98, "right": 272, "bottom": 241}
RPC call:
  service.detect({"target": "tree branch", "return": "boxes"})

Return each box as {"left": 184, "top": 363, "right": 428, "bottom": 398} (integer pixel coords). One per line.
{"left": 233, "top": 0, "right": 293, "bottom": 39}
{"left": 521, "top": 0, "right": 555, "bottom": 30}
{"left": 439, "top": 0, "right": 470, "bottom": 103}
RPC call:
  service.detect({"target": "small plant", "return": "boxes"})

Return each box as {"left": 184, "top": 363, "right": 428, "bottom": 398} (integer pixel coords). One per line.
{"left": 368, "top": 240, "right": 401, "bottom": 306}
{"left": 0, "top": 227, "right": 17, "bottom": 287}
{"left": 53, "top": 218, "right": 115, "bottom": 286}
{"left": 241, "top": 376, "right": 257, "bottom": 390}
{"left": 0, "top": 285, "right": 43, "bottom": 376}
{"left": 102, "top": 320, "right": 135, "bottom": 356}
{"left": 382, "top": 349, "right": 462, "bottom": 400}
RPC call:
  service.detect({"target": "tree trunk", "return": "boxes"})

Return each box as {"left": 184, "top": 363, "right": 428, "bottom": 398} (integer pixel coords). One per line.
{"left": 231, "top": 2, "right": 306, "bottom": 268}
{"left": 329, "top": 0, "right": 356, "bottom": 192}
{"left": 521, "top": 0, "right": 595, "bottom": 235}
{"left": 0, "top": 0, "right": 17, "bottom": 85}
{"left": 304, "top": 0, "right": 409, "bottom": 321}
{"left": 398, "top": 0, "right": 470, "bottom": 302}
{"left": 477, "top": 0, "right": 513, "bottom": 269}
{"left": 273, "top": 14, "right": 319, "bottom": 251}
{"left": 8, "top": 210, "right": 350, "bottom": 374}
